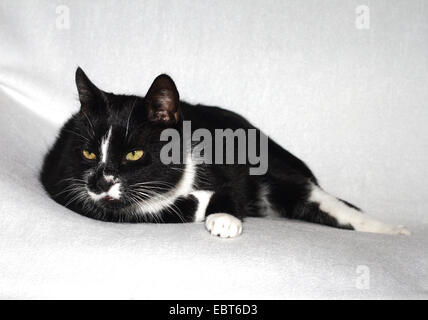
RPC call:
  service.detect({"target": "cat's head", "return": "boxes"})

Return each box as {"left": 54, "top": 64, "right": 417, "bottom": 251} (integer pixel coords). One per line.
{"left": 64, "top": 67, "right": 186, "bottom": 216}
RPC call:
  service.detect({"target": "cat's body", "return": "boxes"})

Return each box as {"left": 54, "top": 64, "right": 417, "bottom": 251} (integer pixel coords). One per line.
{"left": 40, "top": 68, "right": 410, "bottom": 237}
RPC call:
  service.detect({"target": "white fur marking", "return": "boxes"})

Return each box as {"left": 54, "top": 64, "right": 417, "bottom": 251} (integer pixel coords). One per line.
{"left": 87, "top": 183, "right": 121, "bottom": 201}
{"left": 104, "top": 175, "right": 115, "bottom": 183}
{"left": 87, "top": 190, "right": 107, "bottom": 201}
{"left": 309, "top": 185, "right": 410, "bottom": 235}
{"left": 205, "top": 213, "right": 243, "bottom": 238}
{"left": 108, "top": 183, "right": 121, "bottom": 199}
{"left": 258, "top": 184, "right": 279, "bottom": 217}
{"left": 134, "top": 154, "right": 196, "bottom": 215}
{"left": 190, "top": 190, "right": 214, "bottom": 222}
{"left": 100, "top": 127, "right": 112, "bottom": 163}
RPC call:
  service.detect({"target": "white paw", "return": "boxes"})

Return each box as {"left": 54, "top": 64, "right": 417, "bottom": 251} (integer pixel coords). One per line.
{"left": 358, "top": 222, "right": 411, "bottom": 236}
{"left": 389, "top": 225, "right": 411, "bottom": 236}
{"left": 205, "top": 213, "right": 243, "bottom": 238}
{"left": 373, "top": 224, "right": 411, "bottom": 236}
{"left": 352, "top": 217, "right": 411, "bottom": 236}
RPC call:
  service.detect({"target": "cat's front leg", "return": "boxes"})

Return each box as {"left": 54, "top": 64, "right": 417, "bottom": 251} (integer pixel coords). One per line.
{"left": 205, "top": 213, "right": 243, "bottom": 238}
{"left": 191, "top": 188, "right": 244, "bottom": 238}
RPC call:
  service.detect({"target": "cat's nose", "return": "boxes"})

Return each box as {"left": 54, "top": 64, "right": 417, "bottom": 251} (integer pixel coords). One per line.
{"left": 96, "top": 178, "right": 114, "bottom": 192}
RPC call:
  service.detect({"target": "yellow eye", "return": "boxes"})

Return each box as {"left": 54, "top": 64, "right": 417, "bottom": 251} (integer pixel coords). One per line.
{"left": 82, "top": 150, "right": 96, "bottom": 160}
{"left": 126, "top": 150, "right": 144, "bottom": 161}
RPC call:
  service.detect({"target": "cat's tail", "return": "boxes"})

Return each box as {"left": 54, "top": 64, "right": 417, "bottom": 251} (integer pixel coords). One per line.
{"left": 296, "top": 184, "right": 410, "bottom": 235}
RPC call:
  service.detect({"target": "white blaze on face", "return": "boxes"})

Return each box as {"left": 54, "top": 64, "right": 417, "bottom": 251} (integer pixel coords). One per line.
{"left": 100, "top": 126, "right": 112, "bottom": 164}
{"left": 86, "top": 126, "right": 122, "bottom": 201}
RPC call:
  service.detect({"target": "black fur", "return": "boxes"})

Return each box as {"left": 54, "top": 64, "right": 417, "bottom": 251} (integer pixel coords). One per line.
{"left": 40, "top": 68, "right": 357, "bottom": 230}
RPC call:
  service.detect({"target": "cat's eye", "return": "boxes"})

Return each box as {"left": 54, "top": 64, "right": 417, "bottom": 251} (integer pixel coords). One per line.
{"left": 126, "top": 150, "right": 144, "bottom": 161}
{"left": 82, "top": 150, "right": 96, "bottom": 160}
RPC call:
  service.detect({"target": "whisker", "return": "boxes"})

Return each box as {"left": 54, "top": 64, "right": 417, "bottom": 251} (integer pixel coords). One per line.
{"left": 125, "top": 97, "right": 138, "bottom": 139}
{"left": 81, "top": 111, "right": 96, "bottom": 138}
{"left": 63, "top": 129, "right": 90, "bottom": 142}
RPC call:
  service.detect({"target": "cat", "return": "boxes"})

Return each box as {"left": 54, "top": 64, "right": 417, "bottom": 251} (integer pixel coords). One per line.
{"left": 40, "top": 67, "right": 410, "bottom": 237}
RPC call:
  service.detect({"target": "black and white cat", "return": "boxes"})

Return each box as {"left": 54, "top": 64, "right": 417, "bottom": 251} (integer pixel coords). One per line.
{"left": 40, "top": 68, "right": 410, "bottom": 237}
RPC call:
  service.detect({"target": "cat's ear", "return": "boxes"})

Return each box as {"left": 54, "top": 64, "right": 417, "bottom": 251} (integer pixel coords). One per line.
{"left": 75, "top": 67, "right": 106, "bottom": 112}
{"left": 145, "top": 74, "right": 180, "bottom": 125}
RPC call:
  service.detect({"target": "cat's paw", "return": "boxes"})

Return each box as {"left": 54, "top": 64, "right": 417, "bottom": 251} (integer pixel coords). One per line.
{"left": 205, "top": 213, "right": 243, "bottom": 238}
{"left": 389, "top": 225, "right": 411, "bottom": 236}
{"left": 362, "top": 223, "right": 411, "bottom": 236}
{"left": 356, "top": 221, "right": 411, "bottom": 236}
